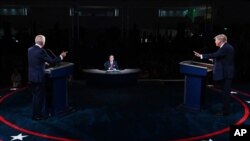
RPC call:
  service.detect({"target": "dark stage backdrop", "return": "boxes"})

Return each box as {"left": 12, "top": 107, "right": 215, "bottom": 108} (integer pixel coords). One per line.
{"left": 1, "top": 0, "right": 250, "bottom": 86}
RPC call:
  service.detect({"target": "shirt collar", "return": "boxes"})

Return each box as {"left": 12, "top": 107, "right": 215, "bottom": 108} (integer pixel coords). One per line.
{"left": 35, "top": 43, "right": 42, "bottom": 48}
{"left": 220, "top": 42, "right": 225, "bottom": 48}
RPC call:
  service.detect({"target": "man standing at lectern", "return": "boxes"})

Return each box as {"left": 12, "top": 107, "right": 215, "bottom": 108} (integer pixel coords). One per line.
{"left": 193, "top": 34, "right": 235, "bottom": 116}
{"left": 28, "top": 34, "right": 68, "bottom": 121}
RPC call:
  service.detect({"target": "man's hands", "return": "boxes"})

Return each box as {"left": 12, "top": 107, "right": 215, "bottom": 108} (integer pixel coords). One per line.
{"left": 45, "top": 62, "right": 50, "bottom": 66}
{"left": 60, "top": 51, "right": 68, "bottom": 58}
{"left": 193, "top": 51, "right": 201, "bottom": 58}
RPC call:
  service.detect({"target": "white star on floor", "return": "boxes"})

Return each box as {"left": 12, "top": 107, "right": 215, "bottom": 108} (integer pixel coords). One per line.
{"left": 10, "top": 133, "right": 28, "bottom": 141}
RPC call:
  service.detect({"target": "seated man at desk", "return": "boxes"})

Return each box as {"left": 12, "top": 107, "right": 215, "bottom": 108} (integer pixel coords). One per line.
{"left": 104, "top": 54, "right": 119, "bottom": 70}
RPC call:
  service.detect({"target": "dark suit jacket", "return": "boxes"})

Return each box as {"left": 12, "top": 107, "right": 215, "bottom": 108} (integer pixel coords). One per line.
{"left": 203, "top": 42, "right": 235, "bottom": 81}
{"left": 104, "top": 61, "right": 119, "bottom": 70}
{"left": 28, "top": 45, "right": 62, "bottom": 83}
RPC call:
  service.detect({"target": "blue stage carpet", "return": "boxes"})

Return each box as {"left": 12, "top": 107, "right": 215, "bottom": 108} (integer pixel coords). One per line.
{"left": 0, "top": 80, "right": 250, "bottom": 141}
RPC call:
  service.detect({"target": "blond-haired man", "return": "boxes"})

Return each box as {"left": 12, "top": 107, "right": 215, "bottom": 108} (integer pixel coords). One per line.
{"left": 193, "top": 34, "right": 235, "bottom": 116}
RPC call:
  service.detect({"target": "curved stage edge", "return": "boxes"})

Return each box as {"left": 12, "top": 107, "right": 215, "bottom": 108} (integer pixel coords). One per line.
{"left": 0, "top": 84, "right": 249, "bottom": 141}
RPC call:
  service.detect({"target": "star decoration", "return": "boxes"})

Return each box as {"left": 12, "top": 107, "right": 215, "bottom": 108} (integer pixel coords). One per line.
{"left": 10, "top": 133, "right": 28, "bottom": 141}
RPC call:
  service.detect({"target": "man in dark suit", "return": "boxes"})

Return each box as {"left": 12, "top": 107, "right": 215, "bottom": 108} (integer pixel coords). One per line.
{"left": 28, "top": 34, "right": 68, "bottom": 120}
{"left": 193, "top": 34, "right": 235, "bottom": 116}
{"left": 104, "top": 54, "right": 119, "bottom": 70}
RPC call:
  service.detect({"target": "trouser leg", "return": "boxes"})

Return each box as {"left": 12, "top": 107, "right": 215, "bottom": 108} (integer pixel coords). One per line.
{"left": 222, "top": 79, "right": 232, "bottom": 114}
{"left": 31, "top": 82, "right": 46, "bottom": 117}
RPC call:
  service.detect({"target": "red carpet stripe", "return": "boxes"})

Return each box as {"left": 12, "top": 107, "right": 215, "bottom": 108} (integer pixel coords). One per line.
{"left": 0, "top": 116, "right": 81, "bottom": 141}
{"left": 232, "top": 88, "right": 250, "bottom": 97}
{"left": 1, "top": 85, "right": 250, "bottom": 141}
{"left": 0, "top": 87, "right": 28, "bottom": 103}
{"left": 0, "top": 86, "right": 82, "bottom": 141}
{"left": 172, "top": 88, "right": 250, "bottom": 141}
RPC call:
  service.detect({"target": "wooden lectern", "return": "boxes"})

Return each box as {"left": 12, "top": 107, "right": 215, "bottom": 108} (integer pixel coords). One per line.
{"left": 179, "top": 60, "right": 213, "bottom": 111}
{"left": 45, "top": 62, "right": 74, "bottom": 116}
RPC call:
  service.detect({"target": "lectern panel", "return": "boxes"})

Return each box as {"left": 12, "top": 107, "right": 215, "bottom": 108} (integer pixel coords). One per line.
{"left": 179, "top": 60, "right": 213, "bottom": 111}
{"left": 45, "top": 61, "right": 74, "bottom": 116}
{"left": 45, "top": 62, "right": 74, "bottom": 78}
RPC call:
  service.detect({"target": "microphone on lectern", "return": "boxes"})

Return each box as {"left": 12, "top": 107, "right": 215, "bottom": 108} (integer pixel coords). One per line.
{"left": 46, "top": 48, "right": 61, "bottom": 67}
{"left": 46, "top": 48, "right": 57, "bottom": 58}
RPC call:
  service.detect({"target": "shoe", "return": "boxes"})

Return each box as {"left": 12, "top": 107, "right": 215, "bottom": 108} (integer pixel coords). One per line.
{"left": 215, "top": 111, "right": 230, "bottom": 116}
{"left": 32, "top": 116, "right": 48, "bottom": 121}
{"left": 230, "top": 91, "right": 237, "bottom": 94}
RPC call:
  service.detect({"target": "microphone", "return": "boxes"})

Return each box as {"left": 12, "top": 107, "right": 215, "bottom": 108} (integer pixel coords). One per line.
{"left": 46, "top": 48, "right": 57, "bottom": 58}
{"left": 46, "top": 48, "right": 60, "bottom": 67}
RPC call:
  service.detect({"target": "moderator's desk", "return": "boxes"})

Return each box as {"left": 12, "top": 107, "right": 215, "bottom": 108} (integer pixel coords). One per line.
{"left": 83, "top": 69, "right": 140, "bottom": 86}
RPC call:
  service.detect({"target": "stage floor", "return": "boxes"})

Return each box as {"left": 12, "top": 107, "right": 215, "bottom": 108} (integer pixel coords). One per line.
{"left": 0, "top": 80, "right": 250, "bottom": 141}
